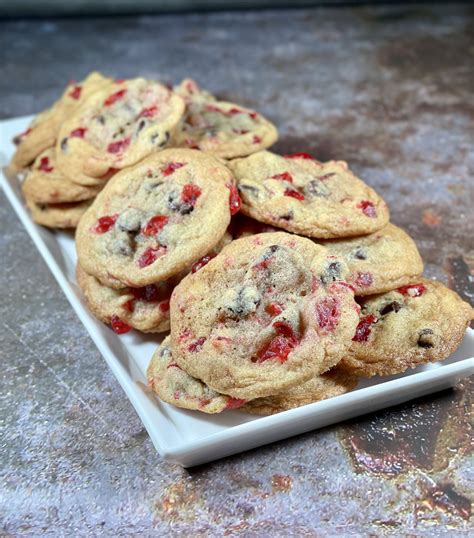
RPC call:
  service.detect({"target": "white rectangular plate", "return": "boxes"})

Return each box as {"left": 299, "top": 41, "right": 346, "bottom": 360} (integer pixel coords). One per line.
{"left": 1, "top": 114, "right": 473, "bottom": 468}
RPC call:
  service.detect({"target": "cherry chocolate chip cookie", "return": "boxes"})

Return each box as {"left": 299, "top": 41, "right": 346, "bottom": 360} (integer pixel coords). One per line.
{"left": 147, "top": 336, "right": 248, "bottom": 413}
{"left": 320, "top": 223, "right": 424, "bottom": 296}
{"left": 339, "top": 279, "right": 474, "bottom": 377}
{"left": 25, "top": 198, "right": 93, "bottom": 229}
{"left": 56, "top": 78, "right": 185, "bottom": 186}
{"left": 172, "top": 78, "right": 278, "bottom": 159}
{"left": 77, "top": 264, "right": 173, "bottom": 334}
{"left": 229, "top": 151, "right": 389, "bottom": 238}
{"left": 170, "top": 232, "right": 360, "bottom": 400}
{"left": 21, "top": 148, "right": 102, "bottom": 204}
{"left": 11, "top": 72, "right": 112, "bottom": 171}
{"left": 76, "top": 149, "right": 234, "bottom": 289}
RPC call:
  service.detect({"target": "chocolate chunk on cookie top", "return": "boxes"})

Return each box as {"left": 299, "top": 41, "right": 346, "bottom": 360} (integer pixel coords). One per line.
{"left": 320, "top": 223, "right": 424, "bottom": 295}
{"left": 76, "top": 149, "right": 234, "bottom": 288}
{"left": 147, "top": 337, "right": 248, "bottom": 414}
{"left": 172, "top": 78, "right": 278, "bottom": 159}
{"left": 56, "top": 78, "right": 185, "bottom": 185}
{"left": 170, "top": 232, "right": 360, "bottom": 400}
{"left": 339, "top": 279, "right": 474, "bottom": 377}
{"left": 229, "top": 151, "right": 389, "bottom": 238}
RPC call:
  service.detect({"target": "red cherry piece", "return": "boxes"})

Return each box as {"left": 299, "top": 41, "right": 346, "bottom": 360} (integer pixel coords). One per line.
{"left": 188, "top": 337, "right": 206, "bottom": 352}
{"left": 17, "top": 127, "right": 32, "bottom": 142}
{"left": 104, "top": 89, "right": 127, "bottom": 107}
{"left": 232, "top": 128, "right": 249, "bottom": 135}
{"left": 271, "top": 172, "right": 293, "bottom": 183}
{"left": 107, "top": 137, "right": 131, "bottom": 154}
{"left": 228, "top": 107, "right": 242, "bottom": 115}
{"left": 315, "top": 297, "right": 341, "bottom": 332}
{"left": 228, "top": 184, "right": 241, "bottom": 215}
{"left": 253, "top": 135, "right": 262, "bottom": 144}
{"left": 138, "top": 247, "right": 164, "bottom": 268}
{"left": 248, "top": 111, "right": 258, "bottom": 120}
{"left": 110, "top": 315, "right": 132, "bottom": 334}
{"left": 161, "top": 162, "right": 185, "bottom": 176}
{"left": 284, "top": 152, "right": 314, "bottom": 160}
{"left": 318, "top": 173, "right": 336, "bottom": 181}
{"left": 139, "top": 105, "right": 158, "bottom": 118}
{"left": 397, "top": 283, "right": 427, "bottom": 297}
{"left": 70, "top": 127, "right": 87, "bottom": 138}
{"left": 225, "top": 397, "right": 247, "bottom": 410}
{"left": 122, "top": 299, "right": 135, "bottom": 313}
{"left": 357, "top": 200, "right": 377, "bottom": 218}
{"left": 352, "top": 314, "right": 377, "bottom": 342}
{"left": 284, "top": 188, "right": 305, "bottom": 201}
{"left": 265, "top": 303, "right": 283, "bottom": 316}
{"left": 254, "top": 321, "right": 299, "bottom": 363}
{"left": 142, "top": 215, "right": 169, "bottom": 236}
{"left": 181, "top": 184, "right": 202, "bottom": 206}
{"left": 38, "top": 157, "right": 54, "bottom": 173}
{"left": 93, "top": 214, "right": 118, "bottom": 233}
{"left": 205, "top": 104, "right": 223, "bottom": 114}
{"left": 191, "top": 254, "right": 216, "bottom": 273}
{"left": 159, "top": 299, "right": 170, "bottom": 313}
{"left": 68, "top": 85, "right": 82, "bottom": 100}
{"left": 355, "top": 272, "right": 374, "bottom": 288}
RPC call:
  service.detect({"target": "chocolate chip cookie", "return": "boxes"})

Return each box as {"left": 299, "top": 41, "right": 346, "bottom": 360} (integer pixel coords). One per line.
{"left": 56, "top": 78, "right": 185, "bottom": 186}
{"left": 172, "top": 78, "right": 278, "bottom": 159}
{"left": 339, "top": 279, "right": 474, "bottom": 377}
{"left": 21, "top": 148, "right": 102, "bottom": 204}
{"left": 170, "top": 232, "right": 360, "bottom": 400}
{"left": 76, "top": 149, "right": 235, "bottom": 288}
{"left": 26, "top": 198, "right": 93, "bottom": 229}
{"left": 229, "top": 151, "right": 389, "bottom": 238}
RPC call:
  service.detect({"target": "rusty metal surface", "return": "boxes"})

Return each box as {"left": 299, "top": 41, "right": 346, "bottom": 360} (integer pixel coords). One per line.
{"left": 1, "top": 5, "right": 473, "bottom": 536}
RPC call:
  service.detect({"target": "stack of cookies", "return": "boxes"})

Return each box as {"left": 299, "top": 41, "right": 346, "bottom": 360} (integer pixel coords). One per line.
{"left": 12, "top": 74, "right": 473, "bottom": 416}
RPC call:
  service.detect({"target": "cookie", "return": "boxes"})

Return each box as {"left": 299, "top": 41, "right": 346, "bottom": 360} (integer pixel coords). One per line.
{"left": 170, "top": 232, "right": 360, "bottom": 400}
{"left": 320, "top": 223, "right": 424, "bottom": 296}
{"left": 26, "top": 198, "right": 92, "bottom": 229}
{"left": 21, "top": 148, "right": 103, "bottom": 204}
{"left": 76, "top": 149, "right": 235, "bottom": 289}
{"left": 56, "top": 78, "right": 185, "bottom": 186}
{"left": 242, "top": 368, "right": 358, "bottom": 415}
{"left": 229, "top": 151, "right": 389, "bottom": 238}
{"left": 172, "top": 78, "right": 278, "bottom": 159}
{"left": 147, "top": 336, "right": 247, "bottom": 413}
{"left": 339, "top": 279, "right": 474, "bottom": 377}
{"left": 77, "top": 264, "right": 172, "bottom": 334}
{"left": 10, "top": 72, "right": 112, "bottom": 171}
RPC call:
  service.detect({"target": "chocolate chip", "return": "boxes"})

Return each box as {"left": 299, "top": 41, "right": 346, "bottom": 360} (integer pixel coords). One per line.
{"left": 159, "top": 132, "right": 170, "bottom": 148}
{"left": 60, "top": 137, "right": 68, "bottom": 152}
{"left": 268, "top": 245, "right": 280, "bottom": 254}
{"left": 150, "top": 133, "right": 160, "bottom": 144}
{"left": 379, "top": 301, "right": 402, "bottom": 316}
{"left": 304, "top": 180, "right": 330, "bottom": 198}
{"left": 321, "top": 261, "right": 342, "bottom": 284}
{"left": 137, "top": 119, "right": 146, "bottom": 133}
{"left": 417, "top": 328, "right": 435, "bottom": 348}
{"left": 222, "top": 286, "right": 261, "bottom": 319}
{"left": 353, "top": 247, "right": 367, "bottom": 260}
{"left": 168, "top": 192, "right": 193, "bottom": 215}
{"left": 12, "top": 134, "right": 22, "bottom": 145}
{"left": 279, "top": 213, "right": 293, "bottom": 221}
{"left": 238, "top": 184, "right": 259, "bottom": 196}
{"left": 95, "top": 115, "right": 106, "bottom": 125}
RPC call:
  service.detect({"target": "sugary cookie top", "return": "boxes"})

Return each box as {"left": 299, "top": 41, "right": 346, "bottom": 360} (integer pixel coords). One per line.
{"left": 340, "top": 279, "right": 474, "bottom": 377}
{"left": 76, "top": 149, "right": 235, "bottom": 288}
{"left": 147, "top": 337, "right": 247, "bottom": 414}
{"left": 170, "top": 232, "right": 360, "bottom": 400}
{"left": 229, "top": 151, "right": 389, "bottom": 238}
{"left": 57, "top": 78, "right": 185, "bottom": 179}
{"left": 320, "top": 223, "right": 424, "bottom": 295}
{"left": 172, "top": 79, "right": 278, "bottom": 159}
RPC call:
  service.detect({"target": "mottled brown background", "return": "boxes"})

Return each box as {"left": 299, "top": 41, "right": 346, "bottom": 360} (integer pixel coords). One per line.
{"left": 1, "top": 4, "right": 473, "bottom": 536}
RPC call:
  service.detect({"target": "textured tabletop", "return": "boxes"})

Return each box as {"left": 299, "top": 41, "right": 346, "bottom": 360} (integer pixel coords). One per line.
{"left": 1, "top": 5, "right": 473, "bottom": 536}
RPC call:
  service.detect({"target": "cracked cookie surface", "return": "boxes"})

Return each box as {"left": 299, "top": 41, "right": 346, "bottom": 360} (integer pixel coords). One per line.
{"left": 229, "top": 151, "right": 389, "bottom": 238}
{"left": 339, "top": 279, "right": 474, "bottom": 377}
{"left": 76, "top": 149, "right": 234, "bottom": 288}
{"left": 11, "top": 72, "right": 112, "bottom": 171}
{"left": 172, "top": 78, "right": 278, "bottom": 159}
{"left": 56, "top": 77, "right": 185, "bottom": 185}
{"left": 170, "top": 232, "right": 360, "bottom": 400}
